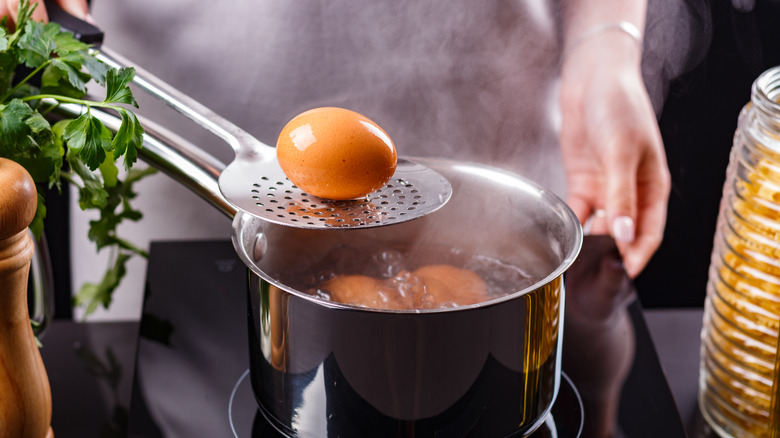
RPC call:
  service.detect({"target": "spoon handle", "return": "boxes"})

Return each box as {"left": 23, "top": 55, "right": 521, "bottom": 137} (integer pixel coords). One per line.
{"left": 97, "top": 47, "right": 274, "bottom": 160}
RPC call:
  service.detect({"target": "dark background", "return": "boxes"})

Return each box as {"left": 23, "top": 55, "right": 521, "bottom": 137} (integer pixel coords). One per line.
{"left": 635, "top": 0, "right": 780, "bottom": 307}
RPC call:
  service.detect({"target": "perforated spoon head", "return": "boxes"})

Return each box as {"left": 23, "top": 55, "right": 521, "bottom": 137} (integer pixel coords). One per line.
{"left": 218, "top": 157, "right": 452, "bottom": 229}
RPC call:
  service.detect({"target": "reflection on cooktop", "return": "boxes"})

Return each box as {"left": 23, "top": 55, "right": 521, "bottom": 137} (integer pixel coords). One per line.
{"left": 128, "top": 238, "right": 685, "bottom": 437}
{"left": 229, "top": 370, "right": 583, "bottom": 438}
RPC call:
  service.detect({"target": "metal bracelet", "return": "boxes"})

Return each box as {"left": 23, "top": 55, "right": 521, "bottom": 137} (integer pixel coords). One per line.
{"left": 563, "top": 21, "right": 643, "bottom": 58}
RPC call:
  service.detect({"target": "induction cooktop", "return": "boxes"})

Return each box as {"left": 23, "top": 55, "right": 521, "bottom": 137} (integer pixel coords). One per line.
{"left": 128, "top": 237, "right": 685, "bottom": 438}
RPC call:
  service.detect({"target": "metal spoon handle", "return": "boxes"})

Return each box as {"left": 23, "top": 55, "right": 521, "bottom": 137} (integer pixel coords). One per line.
{"left": 54, "top": 102, "right": 237, "bottom": 218}
{"left": 97, "top": 47, "right": 273, "bottom": 160}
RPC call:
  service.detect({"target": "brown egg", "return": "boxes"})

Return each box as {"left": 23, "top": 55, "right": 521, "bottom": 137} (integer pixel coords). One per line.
{"left": 322, "top": 273, "right": 422, "bottom": 309}
{"left": 321, "top": 265, "right": 489, "bottom": 310}
{"left": 414, "top": 265, "right": 489, "bottom": 307}
{"left": 276, "top": 107, "right": 398, "bottom": 200}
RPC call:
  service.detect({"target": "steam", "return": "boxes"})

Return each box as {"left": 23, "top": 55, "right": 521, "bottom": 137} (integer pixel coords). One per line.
{"left": 247, "top": 0, "right": 712, "bottom": 197}
{"left": 76, "top": 0, "right": 716, "bottom": 320}
{"left": 243, "top": 0, "right": 566, "bottom": 194}
{"left": 643, "top": 0, "right": 713, "bottom": 115}
{"left": 99, "top": 0, "right": 713, "bottom": 200}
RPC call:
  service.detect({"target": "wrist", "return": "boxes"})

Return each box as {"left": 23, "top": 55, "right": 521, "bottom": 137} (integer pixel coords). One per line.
{"left": 563, "top": 21, "right": 643, "bottom": 61}
{"left": 561, "top": 25, "right": 644, "bottom": 79}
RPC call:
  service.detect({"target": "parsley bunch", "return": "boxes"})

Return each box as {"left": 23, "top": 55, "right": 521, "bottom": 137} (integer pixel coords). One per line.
{"left": 0, "top": 1, "right": 155, "bottom": 316}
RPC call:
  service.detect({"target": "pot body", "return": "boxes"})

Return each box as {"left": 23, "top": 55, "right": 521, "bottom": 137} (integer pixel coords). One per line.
{"left": 248, "top": 275, "right": 562, "bottom": 437}
{"left": 235, "top": 158, "right": 581, "bottom": 437}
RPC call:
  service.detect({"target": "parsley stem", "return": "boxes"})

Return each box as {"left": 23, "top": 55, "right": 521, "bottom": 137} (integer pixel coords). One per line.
{"left": 0, "top": 60, "right": 51, "bottom": 103}
{"left": 61, "top": 172, "right": 82, "bottom": 189}
{"left": 113, "top": 237, "right": 149, "bottom": 258}
{"left": 20, "top": 94, "right": 121, "bottom": 111}
{"left": 39, "top": 101, "right": 60, "bottom": 116}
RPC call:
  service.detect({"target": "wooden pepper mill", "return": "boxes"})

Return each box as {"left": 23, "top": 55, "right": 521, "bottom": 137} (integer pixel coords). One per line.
{"left": 0, "top": 158, "right": 53, "bottom": 438}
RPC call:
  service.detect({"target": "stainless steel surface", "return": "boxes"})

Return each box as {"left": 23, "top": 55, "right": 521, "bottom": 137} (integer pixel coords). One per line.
{"left": 235, "top": 157, "right": 582, "bottom": 437}
{"left": 227, "top": 368, "right": 585, "bottom": 438}
{"left": 235, "top": 165, "right": 582, "bottom": 310}
{"left": 53, "top": 101, "right": 237, "bottom": 218}
{"left": 93, "top": 47, "right": 452, "bottom": 229}
{"left": 234, "top": 157, "right": 583, "bottom": 312}
{"left": 239, "top": 158, "right": 450, "bottom": 228}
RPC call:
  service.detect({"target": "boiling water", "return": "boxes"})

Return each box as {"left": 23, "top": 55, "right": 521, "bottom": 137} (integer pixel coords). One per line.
{"left": 289, "top": 245, "right": 537, "bottom": 309}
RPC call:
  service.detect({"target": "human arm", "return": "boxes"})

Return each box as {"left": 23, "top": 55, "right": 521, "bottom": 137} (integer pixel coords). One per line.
{"left": 559, "top": 0, "right": 670, "bottom": 278}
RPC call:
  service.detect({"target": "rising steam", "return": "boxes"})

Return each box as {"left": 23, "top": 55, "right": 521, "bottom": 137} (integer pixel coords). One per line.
{"left": 643, "top": 0, "right": 713, "bottom": 114}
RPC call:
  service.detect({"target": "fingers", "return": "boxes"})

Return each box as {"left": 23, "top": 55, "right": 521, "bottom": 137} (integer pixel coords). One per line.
{"left": 608, "top": 129, "right": 669, "bottom": 277}
{"left": 55, "top": 0, "right": 89, "bottom": 20}
{"left": 1, "top": 0, "right": 47, "bottom": 23}
{"left": 562, "top": 83, "right": 669, "bottom": 278}
{"left": 28, "top": 0, "right": 47, "bottom": 21}
{"left": 574, "top": 146, "right": 668, "bottom": 278}
{"left": 0, "top": 0, "right": 89, "bottom": 24}
{"left": 619, "top": 157, "right": 670, "bottom": 277}
{"left": 603, "top": 138, "right": 638, "bottom": 244}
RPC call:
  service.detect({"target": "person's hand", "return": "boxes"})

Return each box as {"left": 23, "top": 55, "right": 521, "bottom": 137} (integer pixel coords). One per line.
{"left": 0, "top": 0, "right": 89, "bottom": 24}
{"left": 559, "top": 31, "right": 670, "bottom": 278}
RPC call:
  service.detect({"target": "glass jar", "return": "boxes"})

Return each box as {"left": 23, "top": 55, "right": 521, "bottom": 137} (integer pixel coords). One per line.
{"left": 700, "top": 66, "right": 780, "bottom": 437}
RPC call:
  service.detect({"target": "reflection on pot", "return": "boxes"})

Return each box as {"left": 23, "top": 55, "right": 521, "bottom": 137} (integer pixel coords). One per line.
{"left": 249, "top": 275, "right": 562, "bottom": 438}
{"left": 236, "top": 158, "right": 582, "bottom": 437}
{"left": 563, "top": 235, "right": 636, "bottom": 438}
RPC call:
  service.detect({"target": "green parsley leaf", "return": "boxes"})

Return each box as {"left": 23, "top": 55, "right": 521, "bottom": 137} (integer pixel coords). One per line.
{"left": 51, "top": 26, "right": 88, "bottom": 55}
{"left": 73, "top": 252, "right": 132, "bottom": 316}
{"left": 99, "top": 156, "right": 118, "bottom": 192}
{"left": 113, "top": 108, "right": 144, "bottom": 169}
{"left": 125, "top": 165, "right": 157, "bottom": 186}
{"left": 28, "top": 193, "right": 46, "bottom": 240}
{"left": 11, "top": 113, "right": 61, "bottom": 187}
{"left": 67, "top": 150, "right": 109, "bottom": 209}
{"left": 104, "top": 67, "right": 138, "bottom": 106}
{"left": 18, "top": 21, "right": 59, "bottom": 68}
{"left": 64, "top": 112, "right": 114, "bottom": 170}
{"left": 78, "top": 52, "right": 110, "bottom": 86}
{"left": 87, "top": 211, "right": 120, "bottom": 250}
{"left": 0, "top": 27, "right": 8, "bottom": 51}
{"left": 0, "top": 99, "right": 34, "bottom": 152}
{"left": 46, "top": 57, "right": 91, "bottom": 95}
{"left": 45, "top": 119, "right": 69, "bottom": 188}
{"left": 40, "top": 64, "right": 87, "bottom": 99}
{"left": 25, "top": 110, "right": 50, "bottom": 135}
{"left": 0, "top": 51, "right": 18, "bottom": 91}
{"left": 87, "top": 165, "right": 155, "bottom": 252}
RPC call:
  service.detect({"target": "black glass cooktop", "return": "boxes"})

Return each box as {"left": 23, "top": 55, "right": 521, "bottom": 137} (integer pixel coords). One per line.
{"left": 127, "top": 237, "right": 685, "bottom": 438}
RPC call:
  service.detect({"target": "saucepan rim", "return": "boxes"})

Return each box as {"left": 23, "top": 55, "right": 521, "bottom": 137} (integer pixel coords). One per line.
{"left": 232, "top": 157, "right": 583, "bottom": 314}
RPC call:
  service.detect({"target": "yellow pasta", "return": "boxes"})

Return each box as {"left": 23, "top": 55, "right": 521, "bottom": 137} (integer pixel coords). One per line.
{"left": 702, "top": 153, "right": 780, "bottom": 437}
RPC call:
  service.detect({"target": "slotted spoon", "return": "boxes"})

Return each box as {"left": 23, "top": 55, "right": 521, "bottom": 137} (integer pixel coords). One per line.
{"left": 96, "top": 48, "right": 452, "bottom": 229}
